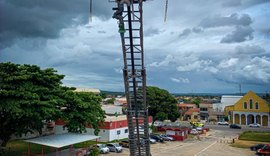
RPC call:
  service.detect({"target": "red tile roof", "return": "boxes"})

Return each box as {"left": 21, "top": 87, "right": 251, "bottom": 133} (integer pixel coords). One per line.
{"left": 177, "top": 103, "right": 197, "bottom": 107}
{"left": 184, "top": 108, "right": 200, "bottom": 115}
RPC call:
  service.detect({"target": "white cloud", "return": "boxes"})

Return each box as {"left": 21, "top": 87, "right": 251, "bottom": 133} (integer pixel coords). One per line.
{"left": 218, "top": 58, "right": 239, "bottom": 68}
{"left": 177, "top": 60, "right": 213, "bottom": 72}
{"left": 148, "top": 55, "right": 174, "bottom": 67}
{"left": 171, "top": 77, "right": 190, "bottom": 83}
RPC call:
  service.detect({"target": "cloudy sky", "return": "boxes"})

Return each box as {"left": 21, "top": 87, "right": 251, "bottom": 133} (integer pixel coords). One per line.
{"left": 0, "top": 0, "right": 270, "bottom": 93}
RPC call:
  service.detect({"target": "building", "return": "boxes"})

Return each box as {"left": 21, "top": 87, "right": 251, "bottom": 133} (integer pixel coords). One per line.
{"left": 75, "top": 88, "right": 101, "bottom": 94}
{"left": 177, "top": 103, "right": 197, "bottom": 120}
{"left": 184, "top": 108, "right": 200, "bottom": 121}
{"left": 210, "top": 95, "right": 243, "bottom": 122}
{"left": 114, "top": 97, "right": 127, "bottom": 106}
{"left": 55, "top": 115, "right": 153, "bottom": 142}
{"left": 219, "top": 95, "right": 243, "bottom": 111}
{"left": 102, "top": 105, "right": 123, "bottom": 115}
{"left": 199, "top": 103, "right": 213, "bottom": 121}
{"left": 225, "top": 91, "right": 270, "bottom": 127}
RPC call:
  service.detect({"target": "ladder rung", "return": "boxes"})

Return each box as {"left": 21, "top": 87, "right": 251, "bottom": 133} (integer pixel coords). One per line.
{"left": 128, "top": 64, "right": 142, "bottom": 66}
{"left": 126, "top": 52, "right": 141, "bottom": 53}
{"left": 125, "top": 29, "right": 140, "bottom": 31}
{"left": 123, "top": 11, "right": 140, "bottom": 13}
{"left": 125, "top": 44, "right": 140, "bottom": 46}
{"left": 124, "top": 37, "right": 140, "bottom": 39}
{"left": 126, "top": 58, "right": 141, "bottom": 60}
{"left": 123, "top": 20, "right": 140, "bottom": 22}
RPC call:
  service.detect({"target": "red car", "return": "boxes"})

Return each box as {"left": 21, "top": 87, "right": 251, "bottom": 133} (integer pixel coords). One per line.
{"left": 257, "top": 144, "right": 270, "bottom": 156}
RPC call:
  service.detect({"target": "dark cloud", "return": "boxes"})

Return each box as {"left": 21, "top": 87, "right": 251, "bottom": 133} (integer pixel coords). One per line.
{"left": 220, "top": 26, "right": 254, "bottom": 43}
{"left": 235, "top": 45, "right": 266, "bottom": 56}
{"left": 145, "top": 28, "right": 161, "bottom": 37}
{"left": 179, "top": 28, "right": 191, "bottom": 38}
{"left": 178, "top": 27, "right": 203, "bottom": 38}
{"left": 260, "top": 29, "right": 270, "bottom": 38}
{"left": 222, "top": 0, "right": 241, "bottom": 7}
{"left": 0, "top": 0, "right": 112, "bottom": 49}
{"left": 199, "top": 13, "right": 252, "bottom": 28}
{"left": 242, "top": 0, "right": 270, "bottom": 8}
{"left": 192, "top": 27, "right": 203, "bottom": 33}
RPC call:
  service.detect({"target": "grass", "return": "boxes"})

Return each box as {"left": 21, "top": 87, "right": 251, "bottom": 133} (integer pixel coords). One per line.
{"left": 231, "top": 131, "right": 270, "bottom": 149}
{"left": 239, "top": 131, "right": 270, "bottom": 142}
{"left": 231, "top": 140, "right": 269, "bottom": 149}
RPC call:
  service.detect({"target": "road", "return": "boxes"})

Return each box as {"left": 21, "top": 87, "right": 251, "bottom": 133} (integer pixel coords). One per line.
{"left": 103, "top": 125, "right": 270, "bottom": 156}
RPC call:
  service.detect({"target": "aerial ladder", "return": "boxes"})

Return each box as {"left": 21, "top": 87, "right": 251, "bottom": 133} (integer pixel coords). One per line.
{"left": 90, "top": 0, "right": 169, "bottom": 155}
{"left": 112, "top": 0, "right": 150, "bottom": 156}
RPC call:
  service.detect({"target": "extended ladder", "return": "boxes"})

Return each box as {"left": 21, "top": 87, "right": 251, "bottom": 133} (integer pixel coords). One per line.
{"left": 112, "top": 0, "right": 150, "bottom": 155}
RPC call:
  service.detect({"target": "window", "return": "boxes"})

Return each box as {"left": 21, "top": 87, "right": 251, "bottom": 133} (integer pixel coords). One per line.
{"left": 200, "top": 108, "right": 208, "bottom": 111}
{"left": 117, "top": 130, "right": 121, "bottom": 135}
{"left": 125, "top": 129, "right": 128, "bottom": 133}
{"left": 255, "top": 102, "right": 259, "bottom": 109}
{"left": 244, "top": 102, "right": 247, "bottom": 109}
{"left": 249, "top": 99, "right": 253, "bottom": 109}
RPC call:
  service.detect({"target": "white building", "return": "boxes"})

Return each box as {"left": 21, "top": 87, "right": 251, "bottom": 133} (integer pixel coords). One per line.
{"left": 215, "top": 95, "right": 243, "bottom": 111}
{"left": 55, "top": 115, "right": 153, "bottom": 142}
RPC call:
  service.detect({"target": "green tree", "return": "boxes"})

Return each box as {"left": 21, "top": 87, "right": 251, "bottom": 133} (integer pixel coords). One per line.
{"left": 155, "top": 112, "right": 168, "bottom": 121}
{"left": 0, "top": 62, "right": 105, "bottom": 147}
{"left": 147, "top": 86, "right": 179, "bottom": 124}
{"left": 106, "top": 98, "right": 115, "bottom": 104}
{"left": 62, "top": 92, "right": 105, "bottom": 135}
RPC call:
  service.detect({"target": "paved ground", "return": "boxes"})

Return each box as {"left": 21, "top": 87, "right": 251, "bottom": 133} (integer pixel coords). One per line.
{"left": 102, "top": 125, "right": 270, "bottom": 156}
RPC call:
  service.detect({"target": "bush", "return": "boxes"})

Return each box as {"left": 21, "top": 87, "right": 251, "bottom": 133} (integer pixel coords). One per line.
{"left": 88, "top": 147, "right": 99, "bottom": 156}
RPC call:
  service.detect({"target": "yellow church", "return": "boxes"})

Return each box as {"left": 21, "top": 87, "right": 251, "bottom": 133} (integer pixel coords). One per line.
{"left": 225, "top": 91, "right": 270, "bottom": 127}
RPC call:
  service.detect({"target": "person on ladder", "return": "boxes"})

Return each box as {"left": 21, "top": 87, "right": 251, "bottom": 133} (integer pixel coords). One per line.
{"left": 112, "top": 0, "right": 131, "bottom": 36}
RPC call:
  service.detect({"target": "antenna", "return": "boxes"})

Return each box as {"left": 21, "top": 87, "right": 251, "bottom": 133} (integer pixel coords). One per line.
{"left": 239, "top": 84, "right": 242, "bottom": 95}
{"left": 164, "top": 0, "right": 168, "bottom": 22}
{"left": 89, "top": 0, "right": 93, "bottom": 23}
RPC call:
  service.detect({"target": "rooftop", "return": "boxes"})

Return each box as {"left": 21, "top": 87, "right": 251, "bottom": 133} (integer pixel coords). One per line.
{"left": 24, "top": 133, "right": 100, "bottom": 148}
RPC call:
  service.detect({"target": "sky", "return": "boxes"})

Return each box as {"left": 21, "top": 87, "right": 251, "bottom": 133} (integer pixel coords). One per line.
{"left": 0, "top": 0, "right": 270, "bottom": 94}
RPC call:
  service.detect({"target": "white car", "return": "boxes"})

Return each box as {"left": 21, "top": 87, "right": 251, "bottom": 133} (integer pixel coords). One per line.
{"left": 106, "top": 143, "right": 122, "bottom": 153}
{"left": 217, "top": 121, "right": 229, "bottom": 125}
{"left": 96, "top": 144, "right": 110, "bottom": 154}
{"left": 190, "top": 129, "right": 199, "bottom": 134}
{"left": 196, "top": 126, "right": 203, "bottom": 131}
{"left": 149, "top": 138, "right": 157, "bottom": 144}
{"left": 249, "top": 123, "right": 260, "bottom": 127}
{"left": 160, "top": 134, "right": 174, "bottom": 141}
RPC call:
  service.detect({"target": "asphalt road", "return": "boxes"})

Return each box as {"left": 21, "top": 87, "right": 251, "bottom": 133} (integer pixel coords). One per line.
{"left": 103, "top": 125, "right": 270, "bottom": 156}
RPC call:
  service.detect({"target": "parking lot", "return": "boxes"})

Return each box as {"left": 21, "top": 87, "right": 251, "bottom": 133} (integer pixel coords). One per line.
{"left": 101, "top": 128, "right": 256, "bottom": 156}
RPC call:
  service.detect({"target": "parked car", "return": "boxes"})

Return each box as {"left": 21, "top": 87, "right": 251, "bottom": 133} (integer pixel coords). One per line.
{"left": 149, "top": 138, "right": 157, "bottom": 144}
{"left": 229, "top": 124, "right": 241, "bottom": 129}
{"left": 217, "top": 121, "right": 229, "bottom": 125}
{"left": 119, "top": 140, "right": 129, "bottom": 148}
{"left": 250, "top": 144, "right": 265, "bottom": 151}
{"left": 249, "top": 123, "right": 261, "bottom": 128}
{"left": 190, "top": 129, "right": 199, "bottom": 135}
{"left": 95, "top": 144, "right": 110, "bottom": 154}
{"left": 196, "top": 126, "right": 203, "bottom": 131}
{"left": 106, "top": 143, "right": 122, "bottom": 153}
{"left": 190, "top": 122, "right": 204, "bottom": 127}
{"left": 160, "top": 134, "right": 174, "bottom": 141}
{"left": 256, "top": 144, "right": 270, "bottom": 156}
{"left": 150, "top": 134, "right": 164, "bottom": 143}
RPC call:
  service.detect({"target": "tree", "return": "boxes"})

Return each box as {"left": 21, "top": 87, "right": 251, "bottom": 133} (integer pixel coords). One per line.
{"left": 106, "top": 98, "right": 115, "bottom": 104}
{"left": 146, "top": 86, "right": 179, "bottom": 124}
{"left": 0, "top": 62, "right": 105, "bottom": 147}
{"left": 62, "top": 92, "right": 105, "bottom": 135}
{"left": 155, "top": 112, "right": 168, "bottom": 122}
